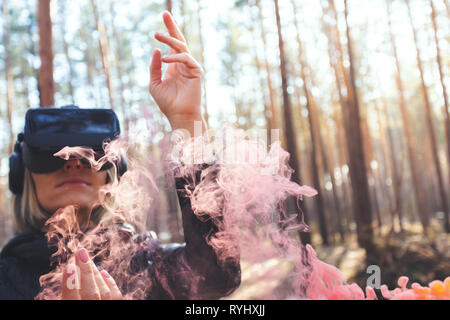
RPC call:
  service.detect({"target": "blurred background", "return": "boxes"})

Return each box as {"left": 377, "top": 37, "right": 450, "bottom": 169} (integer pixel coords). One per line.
{"left": 0, "top": 0, "right": 449, "bottom": 298}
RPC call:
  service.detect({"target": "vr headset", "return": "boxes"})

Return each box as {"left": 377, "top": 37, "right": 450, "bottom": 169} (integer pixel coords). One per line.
{"left": 9, "top": 105, "right": 127, "bottom": 194}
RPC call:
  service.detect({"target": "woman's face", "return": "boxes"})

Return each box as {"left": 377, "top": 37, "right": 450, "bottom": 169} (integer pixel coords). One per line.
{"left": 31, "top": 159, "right": 107, "bottom": 214}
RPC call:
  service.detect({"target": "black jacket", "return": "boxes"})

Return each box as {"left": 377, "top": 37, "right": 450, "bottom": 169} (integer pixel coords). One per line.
{"left": 0, "top": 164, "right": 241, "bottom": 300}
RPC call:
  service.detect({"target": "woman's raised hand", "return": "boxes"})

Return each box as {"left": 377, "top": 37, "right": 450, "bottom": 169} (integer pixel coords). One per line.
{"left": 61, "top": 248, "right": 122, "bottom": 300}
{"left": 149, "top": 11, "right": 206, "bottom": 136}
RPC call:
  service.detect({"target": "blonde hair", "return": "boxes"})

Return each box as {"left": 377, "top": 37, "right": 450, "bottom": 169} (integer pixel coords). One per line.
{"left": 12, "top": 167, "right": 118, "bottom": 234}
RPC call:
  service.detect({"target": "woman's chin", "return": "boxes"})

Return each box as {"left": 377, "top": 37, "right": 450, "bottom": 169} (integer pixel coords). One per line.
{"left": 53, "top": 196, "right": 97, "bottom": 212}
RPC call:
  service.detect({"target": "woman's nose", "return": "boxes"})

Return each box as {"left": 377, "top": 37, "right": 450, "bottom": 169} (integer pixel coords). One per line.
{"left": 63, "top": 159, "right": 84, "bottom": 171}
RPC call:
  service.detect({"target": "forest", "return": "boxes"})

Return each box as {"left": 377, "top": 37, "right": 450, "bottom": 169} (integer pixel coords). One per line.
{"left": 0, "top": 0, "right": 449, "bottom": 299}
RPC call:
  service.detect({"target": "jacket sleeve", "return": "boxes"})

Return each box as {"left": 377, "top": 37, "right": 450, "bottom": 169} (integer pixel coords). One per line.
{"left": 133, "top": 163, "right": 241, "bottom": 300}
{"left": 0, "top": 257, "right": 37, "bottom": 300}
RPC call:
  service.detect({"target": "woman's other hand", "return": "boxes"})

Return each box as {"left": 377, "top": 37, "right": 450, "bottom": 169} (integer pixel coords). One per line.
{"left": 61, "top": 248, "right": 123, "bottom": 300}
{"left": 149, "top": 11, "right": 206, "bottom": 136}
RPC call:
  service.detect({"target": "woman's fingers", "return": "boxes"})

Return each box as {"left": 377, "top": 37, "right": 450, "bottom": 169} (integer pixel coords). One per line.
{"left": 155, "top": 32, "right": 189, "bottom": 54}
{"left": 162, "top": 11, "right": 186, "bottom": 43}
{"left": 60, "top": 249, "right": 122, "bottom": 300}
{"left": 91, "top": 263, "right": 112, "bottom": 300}
{"left": 150, "top": 49, "right": 162, "bottom": 88}
{"left": 61, "top": 263, "right": 81, "bottom": 300}
{"left": 162, "top": 53, "right": 203, "bottom": 72}
{"left": 76, "top": 248, "right": 101, "bottom": 300}
{"left": 101, "top": 270, "right": 123, "bottom": 300}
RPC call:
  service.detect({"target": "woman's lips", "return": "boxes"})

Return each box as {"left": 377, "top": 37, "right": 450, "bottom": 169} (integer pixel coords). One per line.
{"left": 57, "top": 178, "right": 91, "bottom": 188}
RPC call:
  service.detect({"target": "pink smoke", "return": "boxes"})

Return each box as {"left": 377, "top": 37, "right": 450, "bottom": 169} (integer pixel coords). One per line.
{"left": 35, "top": 126, "right": 449, "bottom": 300}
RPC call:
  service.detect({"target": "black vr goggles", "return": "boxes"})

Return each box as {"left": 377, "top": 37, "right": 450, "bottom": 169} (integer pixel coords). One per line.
{"left": 9, "top": 105, "right": 127, "bottom": 195}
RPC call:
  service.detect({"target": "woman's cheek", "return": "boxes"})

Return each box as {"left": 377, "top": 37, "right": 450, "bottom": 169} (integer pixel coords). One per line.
{"left": 33, "top": 185, "right": 51, "bottom": 211}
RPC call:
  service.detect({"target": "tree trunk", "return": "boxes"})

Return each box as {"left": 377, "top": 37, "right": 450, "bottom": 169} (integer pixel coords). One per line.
{"left": 247, "top": 15, "right": 272, "bottom": 134}
{"left": 431, "top": 0, "right": 450, "bottom": 232}
{"left": 23, "top": 14, "right": 38, "bottom": 109}
{"left": 58, "top": 0, "right": 75, "bottom": 104}
{"left": 307, "top": 58, "right": 345, "bottom": 242}
{"left": 334, "top": 109, "right": 353, "bottom": 233}
{"left": 1, "top": 0, "right": 14, "bottom": 244}
{"left": 274, "top": 0, "right": 310, "bottom": 244}
{"left": 166, "top": 0, "right": 172, "bottom": 13}
{"left": 321, "top": 8, "right": 353, "bottom": 235}
{"left": 256, "top": 0, "right": 278, "bottom": 131}
{"left": 370, "top": 173, "right": 383, "bottom": 231}
{"left": 2, "top": 0, "right": 15, "bottom": 153}
{"left": 343, "top": 0, "right": 374, "bottom": 249}
{"left": 376, "top": 96, "right": 404, "bottom": 232}
{"left": 406, "top": 0, "right": 449, "bottom": 233}
{"left": 109, "top": 0, "right": 130, "bottom": 133}
{"left": 322, "top": 0, "right": 373, "bottom": 248}
{"left": 196, "top": 0, "right": 210, "bottom": 127}
{"left": 324, "top": 118, "right": 347, "bottom": 240}
{"left": 37, "top": 0, "right": 55, "bottom": 107}
{"left": 179, "top": 0, "right": 187, "bottom": 37}
{"left": 19, "top": 57, "right": 31, "bottom": 109}
{"left": 0, "top": 187, "right": 5, "bottom": 247}
{"left": 90, "top": 0, "right": 115, "bottom": 111}
{"left": 80, "top": 21, "right": 96, "bottom": 103}
{"left": 444, "top": 0, "right": 450, "bottom": 18}
{"left": 305, "top": 98, "right": 329, "bottom": 245}
{"left": 291, "top": 0, "right": 329, "bottom": 245}
{"left": 386, "top": 0, "right": 430, "bottom": 233}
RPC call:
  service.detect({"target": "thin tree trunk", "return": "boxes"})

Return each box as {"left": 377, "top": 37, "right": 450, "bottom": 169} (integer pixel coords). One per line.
{"left": 19, "top": 58, "right": 31, "bottom": 109}
{"left": 291, "top": 0, "right": 329, "bottom": 245}
{"left": 196, "top": 0, "right": 209, "bottom": 127}
{"left": 324, "top": 119, "right": 347, "bottom": 240}
{"left": 80, "top": 22, "right": 96, "bottom": 103}
{"left": 58, "top": 0, "right": 75, "bottom": 104}
{"left": 22, "top": 12, "right": 38, "bottom": 109}
{"left": 256, "top": 0, "right": 277, "bottom": 131}
{"left": 326, "top": 0, "right": 352, "bottom": 129}
{"left": 0, "top": 0, "right": 14, "bottom": 252}
{"left": 365, "top": 106, "right": 383, "bottom": 232}
{"left": 321, "top": 8, "right": 353, "bottom": 235}
{"left": 274, "top": 0, "right": 310, "bottom": 244}
{"left": 371, "top": 173, "right": 383, "bottom": 231}
{"left": 305, "top": 96, "right": 329, "bottom": 245}
{"left": 0, "top": 188, "right": 5, "bottom": 247}
{"left": 377, "top": 98, "right": 404, "bottom": 232}
{"left": 444, "top": 0, "right": 450, "bottom": 18}
{"left": 406, "top": 0, "right": 449, "bottom": 233}
{"left": 179, "top": 0, "right": 187, "bottom": 37}
{"left": 166, "top": 0, "right": 172, "bottom": 13}
{"left": 343, "top": 0, "right": 374, "bottom": 249}
{"left": 323, "top": 0, "right": 373, "bottom": 247}
{"left": 308, "top": 60, "right": 345, "bottom": 242}
{"left": 248, "top": 18, "right": 271, "bottom": 133}
{"left": 90, "top": 0, "right": 115, "bottom": 111}
{"left": 37, "top": 0, "right": 55, "bottom": 107}
{"left": 3, "top": 0, "right": 15, "bottom": 153}
{"left": 291, "top": 58, "right": 311, "bottom": 201}
{"left": 334, "top": 109, "right": 353, "bottom": 234}
{"left": 109, "top": 0, "right": 130, "bottom": 133}
{"left": 386, "top": 0, "right": 430, "bottom": 233}
{"left": 360, "top": 103, "right": 382, "bottom": 233}
{"left": 360, "top": 104, "right": 375, "bottom": 178}
{"left": 223, "top": 31, "right": 242, "bottom": 126}
{"left": 431, "top": 0, "right": 450, "bottom": 229}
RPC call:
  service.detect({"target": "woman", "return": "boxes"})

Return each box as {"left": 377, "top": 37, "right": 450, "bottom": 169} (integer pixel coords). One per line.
{"left": 0, "top": 11, "right": 241, "bottom": 300}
